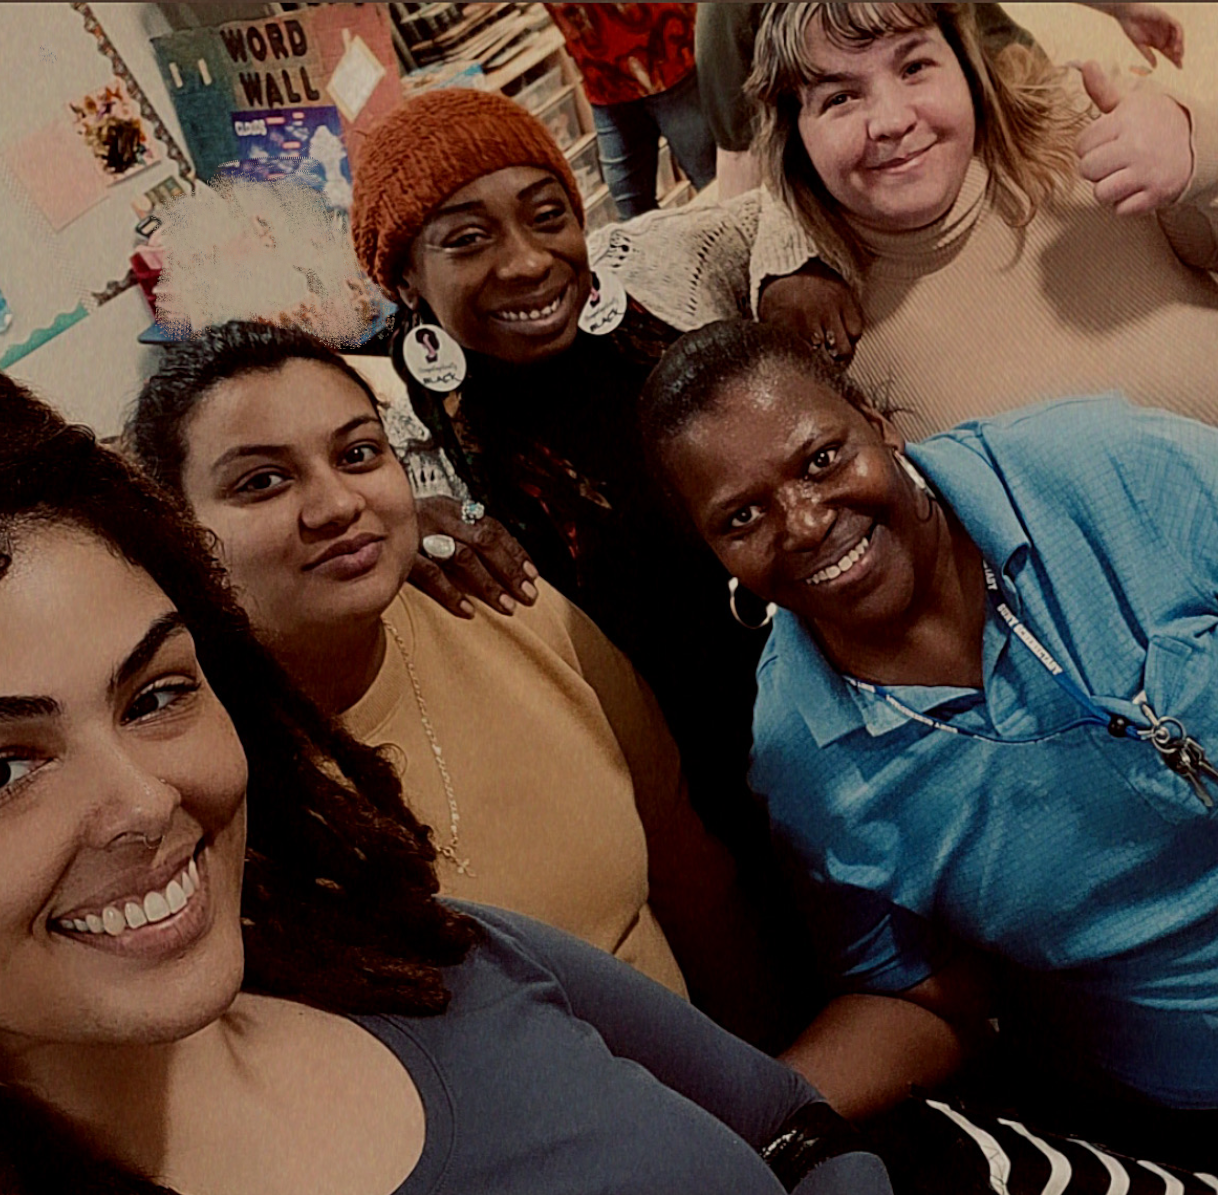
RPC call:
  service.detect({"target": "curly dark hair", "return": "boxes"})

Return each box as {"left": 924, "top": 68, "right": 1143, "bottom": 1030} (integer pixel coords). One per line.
{"left": 0, "top": 371, "right": 478, "bottom": 1194}
{"left": 125, "top": 319, "right": 383, "bottom": 497}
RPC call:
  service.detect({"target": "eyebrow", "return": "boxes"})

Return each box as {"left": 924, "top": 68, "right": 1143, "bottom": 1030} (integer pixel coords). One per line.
{"left": 109, "top": 612, "right": 190, "bottom": 697}
{"left": 0, "top": 695, "right": 60, "bottom": 724}
{"left": 0, "top": 612, "right": 188, "bottom": 726}
{"left": 428, "top": 177, "right": 563, "bottom": 222}
{"left": 805, "top": 33, "right": 934, "bottom": 90}
{"left": 706, "top": 430, "right": 824, "bottom": 519}
{"left": 209, "top": 414, "right": 383, "bottom": 475}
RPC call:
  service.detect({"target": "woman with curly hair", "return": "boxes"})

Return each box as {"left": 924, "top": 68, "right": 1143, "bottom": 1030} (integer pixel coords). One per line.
{"left": 738, "top": 2, "right": 1218, "bottom": 434}
{"left": 0, "top": 370, "right": 896, "bottom": 1195}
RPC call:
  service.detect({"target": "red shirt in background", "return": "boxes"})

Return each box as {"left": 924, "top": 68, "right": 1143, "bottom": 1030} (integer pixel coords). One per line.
{"left": 544, "top": 4, "right": 697, "bottom": 106}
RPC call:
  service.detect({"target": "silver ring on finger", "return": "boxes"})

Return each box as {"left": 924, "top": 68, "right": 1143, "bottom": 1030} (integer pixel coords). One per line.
{"left": 422, "top": 533, "right": 457, "bottom": 561}
{"left": 460, "top": 499, "right": 486, "bottom": 525}
{"left": 824, "top": 330, "right": 837, "bottom": 350}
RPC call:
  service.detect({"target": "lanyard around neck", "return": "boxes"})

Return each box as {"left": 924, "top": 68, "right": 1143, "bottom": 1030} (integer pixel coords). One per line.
{"left": 843, "top": 563, "right": 1216, "bottom": 806}
{"left": 843, "top": 562, "right": 1137, "bottom": 743}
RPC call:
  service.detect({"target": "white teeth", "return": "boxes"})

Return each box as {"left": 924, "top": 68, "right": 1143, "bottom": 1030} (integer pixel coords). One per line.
{"left": 166, "top": 879, "right": 187, "bottom": 914}
{"left": 498, "top": 293, "right": 562, "bottom": 322}
{"left": 144, "top": 890, "right": 171, "bottom": 923}
{"left": 809, "top": 534, "right": 871, "bottom": 586}
{"left": 61, "top": 856, "right": 201, "bottom": 937}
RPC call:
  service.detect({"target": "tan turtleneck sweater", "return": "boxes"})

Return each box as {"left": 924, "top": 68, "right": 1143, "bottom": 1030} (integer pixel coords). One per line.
{"left": 742, "top": 95, "right": 1218, "bottom": 438}
{"left": 587, "top": 87, "right": 1218, "bottom": 435}
{"left": 343, "top": 580, "right": 687, "bottom": 996}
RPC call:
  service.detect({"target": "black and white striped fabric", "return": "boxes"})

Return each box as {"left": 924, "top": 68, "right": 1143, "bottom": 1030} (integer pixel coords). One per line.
{"left": 925, "top": 1100, "right": 1218, "bottom": 1194}
{"left": 866, "top": 1099, "right": 1217, "bottom": 1195}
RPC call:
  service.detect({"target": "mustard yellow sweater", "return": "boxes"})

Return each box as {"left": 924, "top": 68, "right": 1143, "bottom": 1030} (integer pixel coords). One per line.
{"left": 343, "top": 580, "right": 687, "bottom": 995}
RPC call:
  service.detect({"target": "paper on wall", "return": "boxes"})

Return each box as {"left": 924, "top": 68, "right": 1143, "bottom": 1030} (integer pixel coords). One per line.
{"left": 5, "top": 118, "right": 108, "bottom": 231}
{"left": 68, "top": 78, "right": 159, "bottom": 185}
{"left": 326, "top": 32, "right": 386, "bottom": 123}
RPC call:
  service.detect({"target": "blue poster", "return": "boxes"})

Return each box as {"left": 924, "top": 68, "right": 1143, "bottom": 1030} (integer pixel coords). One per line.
{"left": 219, "top": 106, "right": 352, "bottom": 210}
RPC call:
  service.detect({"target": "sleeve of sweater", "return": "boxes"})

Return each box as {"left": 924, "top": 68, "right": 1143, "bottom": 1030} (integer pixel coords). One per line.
{"left": 544, "top": 584, "right": 796, "bottom": 1047}
{"left": 587, "top": 190, "right": 764, "bottom": 330}
{"left": 585, "top": 182, "right": 839, "bottom": 328}
{"left": 1157, "top": 90, "right": 1218, "bottom": 270}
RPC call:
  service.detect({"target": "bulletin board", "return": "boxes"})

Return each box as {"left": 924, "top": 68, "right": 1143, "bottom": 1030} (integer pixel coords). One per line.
{"left": 0, "top": 3, "right": 193, "bottom": 370}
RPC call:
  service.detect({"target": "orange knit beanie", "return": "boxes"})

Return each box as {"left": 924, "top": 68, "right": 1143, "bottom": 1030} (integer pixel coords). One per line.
{"left": 351, "top": 88, "right": 585, "bottom": 297}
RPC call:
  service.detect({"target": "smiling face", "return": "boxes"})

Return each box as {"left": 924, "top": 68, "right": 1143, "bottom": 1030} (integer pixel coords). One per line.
{"left": 402, "top": 165, "right": 592, "bottom": 365}
{"left": 0, "top": 525, "right": 247, "bottom": 1052}
{"left": 660, "top": 363, "right": 940, "bottom": 638}
{"left": 796, "top": 23, "right": 976, "bottom": 233}
{"left": 179, "top": 359, "right": 418, "bottom": 652}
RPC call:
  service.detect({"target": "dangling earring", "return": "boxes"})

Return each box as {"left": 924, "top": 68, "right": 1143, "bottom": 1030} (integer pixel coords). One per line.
{"left": 578, "top": 267, "right": 627, "bottom": 336}
{"left": 401, "top": 311, "right": 466, "bottom": 393}
{"left": 728, "top": 577, "right": 777, "bottom": 630}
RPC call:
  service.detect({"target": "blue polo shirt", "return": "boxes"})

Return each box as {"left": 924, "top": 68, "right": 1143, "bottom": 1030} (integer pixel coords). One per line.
{"left": 751, "top": 397, "right": 1218, "bottom": 1108}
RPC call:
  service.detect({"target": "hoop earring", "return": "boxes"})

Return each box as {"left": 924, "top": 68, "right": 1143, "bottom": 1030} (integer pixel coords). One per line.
{"left": 894, "top": 450, "right": 936, "bottom": 521}
{"left": 728, "top": 577, "right": 777, "bottom": 630}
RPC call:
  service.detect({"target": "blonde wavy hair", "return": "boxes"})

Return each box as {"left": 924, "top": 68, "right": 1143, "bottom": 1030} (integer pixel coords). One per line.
{"left": 747, "top": 3, "right": 1089, "bottom": 282}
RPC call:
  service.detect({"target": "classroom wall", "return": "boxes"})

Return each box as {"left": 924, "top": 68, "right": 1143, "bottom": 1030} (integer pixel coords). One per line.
{"left": 2, "top": 2, "right": 1212, "bottom": 437}
{"left": 0, "top": 3, "right": 191, "bottom": 436}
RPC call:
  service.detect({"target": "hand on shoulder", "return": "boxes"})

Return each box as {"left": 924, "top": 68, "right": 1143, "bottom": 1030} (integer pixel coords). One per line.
{"left": 408, "top": 495, "right": 539, "bottom": 619}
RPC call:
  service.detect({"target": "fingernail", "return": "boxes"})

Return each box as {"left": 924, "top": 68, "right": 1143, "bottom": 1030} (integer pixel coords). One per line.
{"left": 499, "top": 594, "right": 517, "bottom": 612}
{"left": 521, "top": 581, "right": 539, "bottom": 602}
{"left": 459, "top": 600, "right": 475, "bottom": 617}
{"left": 523, "top": 561, "right": 539, "bottom": 580}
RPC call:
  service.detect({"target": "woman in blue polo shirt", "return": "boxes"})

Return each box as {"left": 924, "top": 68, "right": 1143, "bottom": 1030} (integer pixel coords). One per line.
{"left": 640, "top": 319, "right": 1218, "bottom": 1166}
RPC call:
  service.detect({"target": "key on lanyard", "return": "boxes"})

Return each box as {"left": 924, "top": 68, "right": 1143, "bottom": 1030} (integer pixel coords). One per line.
{"left": 1139, "top": 698, "right": 1218, "bottom": 809}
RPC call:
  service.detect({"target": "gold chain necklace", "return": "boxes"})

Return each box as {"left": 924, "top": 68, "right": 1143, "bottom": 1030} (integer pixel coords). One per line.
{"left": 383, "top": 620, "right": 473, "bottom": 876}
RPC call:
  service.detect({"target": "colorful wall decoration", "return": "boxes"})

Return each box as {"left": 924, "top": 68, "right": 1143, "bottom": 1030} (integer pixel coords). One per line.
{"left": 152, "top": 8, "right": 400, "bottom": 188}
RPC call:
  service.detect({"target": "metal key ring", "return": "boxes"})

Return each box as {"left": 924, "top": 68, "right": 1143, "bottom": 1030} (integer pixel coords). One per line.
{"left": 1150, "top": 716, "right": 1188, "bottom": 751}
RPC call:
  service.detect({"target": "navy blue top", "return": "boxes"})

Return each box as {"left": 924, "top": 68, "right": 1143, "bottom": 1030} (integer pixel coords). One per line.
{"left": 356, "top": 904, "right": 892, "bottom": 1194}
{"left": 752, "top": 398, "right": 1218, "bottom": 1106}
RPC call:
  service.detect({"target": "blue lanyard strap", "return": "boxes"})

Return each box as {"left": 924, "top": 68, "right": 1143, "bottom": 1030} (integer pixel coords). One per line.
{"left": 981, "top": 563, "right": 1143, "bottom": 741}
{"left": 843, "top": 563, "right": 1137, "bottom": 743}
{"left": 843, "top": 562, "right": 1216, "bottom": 809}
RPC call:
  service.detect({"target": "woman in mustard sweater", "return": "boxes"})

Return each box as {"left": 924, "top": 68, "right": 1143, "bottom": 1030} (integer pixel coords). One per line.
{"left": 124, "top": 320, "right": 782, "bottom": 1045}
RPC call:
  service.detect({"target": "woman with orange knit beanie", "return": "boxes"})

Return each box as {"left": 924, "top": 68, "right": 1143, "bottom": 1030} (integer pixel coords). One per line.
{"left": 350, "top": 90, "right": 781, "bottom": 908}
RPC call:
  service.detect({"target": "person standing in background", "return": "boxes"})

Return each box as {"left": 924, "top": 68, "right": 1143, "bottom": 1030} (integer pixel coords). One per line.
{"left": 545, "top": 3, "right": 716, "bottom": 217}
